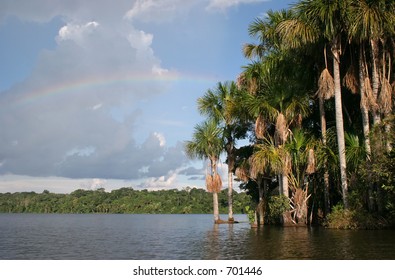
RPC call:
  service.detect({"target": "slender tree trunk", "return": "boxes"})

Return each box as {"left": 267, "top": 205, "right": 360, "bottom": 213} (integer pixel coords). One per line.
{"left": 359, "top": 45, "right": 375, "bottom": 211}
{"left": 332, "top": 43, "right": 349, "bottom": 209}
{"left": 371, "top": 39, "right": 381, "bottom": 125}
{"left": 212, "top": 160, "right": 220, "bottom": 223}
{"left": 213, "top": 192, "right": 220, "bottom": 223}
{"left": 282, "top": 173, "right": 289, "bottom": 198}
{"left": 359, "top": 48, "right": 372, "bottom": 156}
{"left": 227, "top": 170, "right": 234, "bottom": 222}
{"left": 226, "top": 141, "right": 234, "bottom": 222}
{"left": 257, "top": 176, "right": 265, "bottom": 226}
{"left": 319, "top": 95, "right": 330, "bottom": 215}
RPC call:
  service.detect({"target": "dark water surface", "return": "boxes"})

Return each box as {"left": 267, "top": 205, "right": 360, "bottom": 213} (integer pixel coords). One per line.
{"left": 1, "top": 213, "right": 394, "bottom": 260}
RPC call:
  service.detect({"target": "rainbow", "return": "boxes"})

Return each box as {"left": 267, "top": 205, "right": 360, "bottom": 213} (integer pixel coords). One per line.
{"left": 16, "top": 70, "right": 220, "bottom": 105}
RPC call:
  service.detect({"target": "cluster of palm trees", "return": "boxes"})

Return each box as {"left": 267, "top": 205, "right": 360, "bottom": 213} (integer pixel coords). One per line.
{"left": 185, "top": 0, "right": 395, "bottom": 226}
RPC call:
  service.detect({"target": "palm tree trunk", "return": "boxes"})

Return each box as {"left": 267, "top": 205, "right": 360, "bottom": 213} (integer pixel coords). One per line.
{"left": 319, "top": 95, "right": 330, "bottom": 215}
{"left": 226, "top": 142, "right": 234, "bottom": 222}
{"left": 257, "top": 177, "right": 265, "bottom": 226}
{"left": 282, "top": 173, "right": 289, "bottom": 198}
{"left": 371, "top": 39, "right": 381, "bottom": 125}
{"left": 332, "top": 42, "right": 349, "bottom": 209}
{"left": 359, "top": 45, "right": 375, "bottom": 211}
{"left": 211, "top": 160, "right": 220, "bottom": 223}
{"left": 359, "top": 51, "right": 372, "bottom": 156}
{"left": 213, "top": 192, "right": 220, "bottom": 223}
{"left": 227, "top": 170, "right": 234, "bottom": 222}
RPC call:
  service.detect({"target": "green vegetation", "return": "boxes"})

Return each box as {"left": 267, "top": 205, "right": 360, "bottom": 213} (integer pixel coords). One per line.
{"left": 0, "top": 187, "right": 250, "bottom": 215}
{"left": 185, "top": 0, "right": 395, "bottom": 228}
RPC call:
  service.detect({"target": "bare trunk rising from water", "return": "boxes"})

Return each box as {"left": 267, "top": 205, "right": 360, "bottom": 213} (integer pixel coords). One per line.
{"left": 211, "top": 160, "right": 220, "bottom": 223}
{"left": 333, "top": 41, "right": 348, "bottom": 209}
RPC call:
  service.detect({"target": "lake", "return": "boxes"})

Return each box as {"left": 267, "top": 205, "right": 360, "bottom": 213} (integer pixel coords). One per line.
{"left": 1, "top": 213, "right": 395, "bottom": 260}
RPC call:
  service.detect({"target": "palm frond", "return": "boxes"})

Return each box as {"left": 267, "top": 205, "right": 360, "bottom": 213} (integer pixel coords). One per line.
{"left": 317, "top": 68, "right": 335, "bottom": 100}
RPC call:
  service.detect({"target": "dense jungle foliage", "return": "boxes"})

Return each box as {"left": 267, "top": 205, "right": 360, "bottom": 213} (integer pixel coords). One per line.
{"left": 0, "top": 187, "right": 250, "bottom": 215}
{"left": 186, "top": 0, "right": 395, "bottom": 228}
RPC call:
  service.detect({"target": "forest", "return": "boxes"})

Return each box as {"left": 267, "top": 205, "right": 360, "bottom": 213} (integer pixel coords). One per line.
{"left": 185, "top": 0, "right": 395, "bottom": 228}
{"left": 0, "top": 187, "right": 250, "bottom": 215}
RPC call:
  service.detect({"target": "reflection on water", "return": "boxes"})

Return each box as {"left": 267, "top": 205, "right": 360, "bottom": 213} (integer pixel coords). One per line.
{"left": 0, "top": 214, "right": 395, "bottom": 260}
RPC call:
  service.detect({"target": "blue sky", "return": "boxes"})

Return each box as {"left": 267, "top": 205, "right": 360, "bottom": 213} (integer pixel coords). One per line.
{"left": 0, "top": 0, "right": 293, "bottom": 193}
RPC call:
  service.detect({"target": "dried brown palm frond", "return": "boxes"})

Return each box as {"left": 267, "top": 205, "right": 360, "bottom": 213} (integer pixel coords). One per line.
{"left": 306, "top": 148, "right": 316, "bottom": 175}
{"left": 236, "top": 73, "right": 257, "bottom": 94}
{"left": 255, "top": 114, "right": 266, "bottom": 139}
{"left": 295, "top": 113, "right": 303, "bottom": 128}
{"left": 235, "top": 166, "right": 249, "bottom": 182}
{"left": 249, "top": 160, "right": 259, "bottom": 180}
{"left": 236, "top": 73, "right": 246, "bottom": 90}
{"left": 316, "top": 68, "right": 335, "bottom": 100}
{"left": 247, "top": 79, "right": 258, "bottom": 95}
{"left": 206, "top": 174, "right": 214, "bottom": 193}
{"left": 282, "top": 152, "right": 291, "bottom": 174}
{"left": 212, "top": 173, "right": 222, "bottom": 193}
{"left": 364, "top": 77, "right": 378, "bottom": 112}
{"left": 275, "top": 113, "right": 288, "bottom": 144}
{"left": 343, "top": 65, "right": 358, "bottom": 94}
{"left": 378, "top": 78, "right": 393, "bottom": 114}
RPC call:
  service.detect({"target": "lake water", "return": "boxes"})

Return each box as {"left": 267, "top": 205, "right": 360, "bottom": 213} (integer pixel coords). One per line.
{"left": 1, "top": 213, "right": 395, "bottom": 260}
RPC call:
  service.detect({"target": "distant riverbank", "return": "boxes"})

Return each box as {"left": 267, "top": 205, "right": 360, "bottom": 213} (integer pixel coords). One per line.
{"left": 0, "top": 187, "right": 250, "bottom": 214}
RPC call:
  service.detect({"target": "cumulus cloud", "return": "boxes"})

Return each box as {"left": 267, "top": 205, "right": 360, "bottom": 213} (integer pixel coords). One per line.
{"left": 206, "top": 0, "right": 269, "bottom": 11}
{"left": 0, "top": 0, "right": 266, "bottom": 191}
{"left": 124, "top": 0, "right": 200, "bottom": 23}
{"left": 0, "top": 1, "right": 189, "bottom": 183}
{"left": 137, "top": 169, "right": 179, "bottom": 190}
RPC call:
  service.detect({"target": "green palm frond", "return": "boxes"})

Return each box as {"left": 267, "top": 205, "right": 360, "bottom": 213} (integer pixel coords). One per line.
{"left": 184, "top": 120, "right": 223, "bottom": 162}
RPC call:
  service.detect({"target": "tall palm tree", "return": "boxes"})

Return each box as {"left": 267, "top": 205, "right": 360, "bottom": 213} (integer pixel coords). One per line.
{"left": 348, "top": 0, "right": 395, "bottom": 146}
{"left": 185, "top": 120, "right": 223, "bottom": 223}
{"left": 349, "top": 0, "right": 395, "bottom": 125}
{"left": 277, "top": 0, "right": 350, "bottom": 208}
{"left": 197, "top": 81, "right": 247, "bottom": 222}
{"left": 239, "top": 57, "right": 311, "bottom": 226}
{"left": 347, "top": 0, "right": 395, "bottom": 210}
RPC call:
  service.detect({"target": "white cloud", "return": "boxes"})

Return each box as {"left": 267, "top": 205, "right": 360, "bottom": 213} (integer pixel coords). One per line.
{"left": 0, "top": 1, "right": 183, "bottom": 183}
{"left": 127, "top": 29, "right": 153, "bottom": 50}
{"left": 0, "top": 0, "right": 264, "bottom": 192}
{"left": 124, "top": 0, "right": 199, "bottom": 23}
{"left": 206, "top": 0, "right": 269, "bottom": 11}
{"left": 154, "top": 132, "right": 166, "bottom": 147}
{"left": 138, "top": 169, "right": 179, "bottom": 190}
{"left": 57, "top": 21, "right": 99, "bottom": 42}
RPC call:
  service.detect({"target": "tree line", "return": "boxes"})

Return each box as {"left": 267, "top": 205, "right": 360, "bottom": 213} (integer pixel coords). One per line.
{"left": 186, "top": 0, "right": 395, "bottom": 228}
{"left": 0, "top": 187, "right": 250, "bottom": 215}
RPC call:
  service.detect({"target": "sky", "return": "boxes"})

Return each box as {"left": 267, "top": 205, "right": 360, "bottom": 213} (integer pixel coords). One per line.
{"left": 0, "top": 0, "right": 293, "bottom": 193}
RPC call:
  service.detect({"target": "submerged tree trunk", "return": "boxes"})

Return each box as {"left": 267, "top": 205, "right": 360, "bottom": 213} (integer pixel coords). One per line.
{"left": 332, "top": 42, "right": 349, "bottom": 209}
{"left": 257, "top": 176, "right": 266, "bottom": 226}
{"left": 211, "top": 160, "right": 221, "bottom": 223}
{"left": 227, "top": 170, "right": 234, "bottom": 222}
{"left": 213, "top": 192, "right": 220, "bottom": 223}
{"left": 226, "top": 142, "right": 235, "bottom": 222}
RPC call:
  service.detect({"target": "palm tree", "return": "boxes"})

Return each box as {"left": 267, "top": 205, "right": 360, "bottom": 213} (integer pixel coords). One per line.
{"left": 185, "top": 120, "right": 224, "bottom": 223}
{"left": 277, "top": 0, "right": 351, "bottom": 208}
{"left": 239, "top": 9, "right": 313, "bottom": 224}
{"left": 197, "top": 81, "right": 248, "bottom": 222}
{"left": 348, "top": 0, "right": 395, "bottom": 146}
{"left": 346, "top": 0, "right": 395, "bottom": 210}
